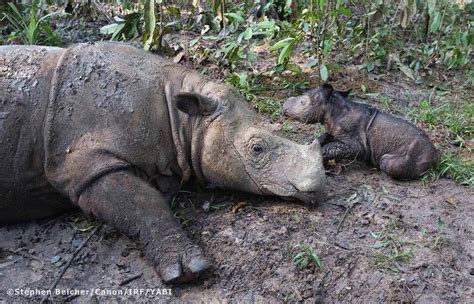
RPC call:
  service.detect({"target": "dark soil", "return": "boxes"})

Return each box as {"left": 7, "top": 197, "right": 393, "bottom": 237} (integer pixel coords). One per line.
{"left": 1, "top": 164, "right": 472, "bottom": 303}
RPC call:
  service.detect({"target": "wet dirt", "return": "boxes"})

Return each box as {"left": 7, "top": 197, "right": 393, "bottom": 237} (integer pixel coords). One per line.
{"left": 1, "top": 163, "right": 472, "bottom": 303}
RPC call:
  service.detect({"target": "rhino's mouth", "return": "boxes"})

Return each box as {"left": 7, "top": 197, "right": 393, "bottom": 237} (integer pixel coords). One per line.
{"left": 262, "top": 184, "right": 321, "bottom": 205}
{"left": 293, "top": 191, "right": 323, "bottom": 205}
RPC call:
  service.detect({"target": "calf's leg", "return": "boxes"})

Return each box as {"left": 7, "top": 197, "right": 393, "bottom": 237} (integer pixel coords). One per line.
{"left": 379, "top": 154, "right": 416, "bottom": 179}
{"left": 321, "top": 141, "right": 362, "bottom": 160}
{"left": 78, "top": 170, "right": 210, "bottom": 283}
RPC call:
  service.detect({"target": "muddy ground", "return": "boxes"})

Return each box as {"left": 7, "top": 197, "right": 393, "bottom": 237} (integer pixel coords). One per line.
{"left": 1, "top": 10, "right": 473, "bottom": 303}
{"left": 1, "top": 162, "right": 472, "bottom": 303}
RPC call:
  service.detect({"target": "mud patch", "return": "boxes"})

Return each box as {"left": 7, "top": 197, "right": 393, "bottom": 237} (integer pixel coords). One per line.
{"left": 1, "top": 164, "right": 472, "bottom": 303}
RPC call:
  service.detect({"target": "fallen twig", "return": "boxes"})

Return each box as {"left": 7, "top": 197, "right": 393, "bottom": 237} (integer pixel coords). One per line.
{"left": 40, "top": 212, "right": 69, "bottom": 228}
{"left": 40, "top": 224, "right": 102, "bottom": 304}
{"left": 8, "top": 248, "right": 42, "bottom": 261}
{"left": 91, "top": 0, "right": 113, "bottom": 23}
{"left": 119, "top": 273, "right": 143, "bottom": 287}
{"left": 334, "top": 240, "right": 351, "bottom": 250}
{"left": 336, "top": 202, "right": 359, "bottom": 233}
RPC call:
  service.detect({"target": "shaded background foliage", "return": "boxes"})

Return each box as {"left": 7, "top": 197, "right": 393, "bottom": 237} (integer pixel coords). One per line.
{"left": 1, "top": 1, "right": 473, "bottom": 74}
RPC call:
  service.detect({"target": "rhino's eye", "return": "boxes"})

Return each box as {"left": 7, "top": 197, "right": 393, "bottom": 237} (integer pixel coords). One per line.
{"left": 251, "top": 144, "right": 264, "bottom": 155}
{"left": 246, "top": 137, "right": 270, "bottom": 168}
{"left": 247, "top": 137, "right": 268, "bottom": 157}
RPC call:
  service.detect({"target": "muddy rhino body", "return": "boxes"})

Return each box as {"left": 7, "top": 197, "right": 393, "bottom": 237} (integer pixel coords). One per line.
{"left": 283, "top": 84, "right": 438, "bottom": 179}
{"left": 0, "top": 42, "right": 325, "bottom": 283}
{"left": 0, "top": 46, "right": 70, "bottom": 219}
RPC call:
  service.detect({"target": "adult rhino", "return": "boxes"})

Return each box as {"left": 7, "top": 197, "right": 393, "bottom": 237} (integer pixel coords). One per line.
{"left": 0, "top": 42, "right": 326, "bottom": 283}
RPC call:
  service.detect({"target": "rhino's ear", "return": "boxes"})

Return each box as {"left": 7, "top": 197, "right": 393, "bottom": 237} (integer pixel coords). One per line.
{"left": 337, "top": 89, "right": 352, "bottom": 98}
{"left": 174, "top": 93, "right": 218, "bottom": 116}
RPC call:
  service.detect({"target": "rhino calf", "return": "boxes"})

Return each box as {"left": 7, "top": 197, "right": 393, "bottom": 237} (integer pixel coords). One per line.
{"left": 0, "top": 42, "right": 326, "bottom": 283}
{"left": 283, "top": 84, "right": 438, "bottom": 179}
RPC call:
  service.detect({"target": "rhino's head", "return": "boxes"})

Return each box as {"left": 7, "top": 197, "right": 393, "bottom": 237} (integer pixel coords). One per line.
{"left": 173, "top": 89, "right": 326, "bottom": 204}
{"left": 282, "top": 84, "right": 351, "bottom": 123}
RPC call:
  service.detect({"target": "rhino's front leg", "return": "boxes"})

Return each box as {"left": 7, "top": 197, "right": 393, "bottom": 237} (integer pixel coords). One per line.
{"left": 321, "top": 141, "right": 361, "bottom": 160}
{"left": 77, "top": 170, "right": 210, "bottom": 283}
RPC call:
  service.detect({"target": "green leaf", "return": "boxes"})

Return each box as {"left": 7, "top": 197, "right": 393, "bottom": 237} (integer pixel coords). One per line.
{"left": 338, "top": 7, "right": 352, "bottom": 16}
{"left": 278, "top": 43, "right": 295, "bottom": 64}
{"left": 256, "top": 20, "right": 275, "bottom": 29}
{"left": 100, "top": 23, "right": 121, "bottom": 35}
{"left": 293, "top": 252, "right": 305, "bottom": 261}
{"left": 111, "top": 23, "right": 125, "bottom": 40}
{"left": 427, "top": 0, "right": 437, "bottom": 15}
{"left": 318, "top": 0, "right": 327, "bottom": 10}
{"left": 227, "top": 45, "right": 241, "bottom": 65}
{"left": 429, "top": 12, "right": 441, "bottom": 33}
{"left": 287, "top": 63, "right": 302, "bottom": 74}
{"left": 322, "top": 39, "right": 333, "bottom": 57}
{"left": 309, "top": 252, "right": 323, "bottom": 269}
{"left": 366, "top": 61, "right": 375, "bottom": 72}
{"left": 320, "top": 64, "right": 329, "bottom": 81}
{"left": 224, "top": 12, "right": 244, "bottom": 24}
{"left": 398, "top": 64, "right": 415, "bottom": 80}
{"left": 243, "top": 27, "right": 253, "bottom": 40}
{"left": 336, "top": 0, "right": 345, "bottom": 9}
{"left": 246, "top": 51, "right": 257, "bottom": 63}
{"left": 189, "top": 37, "right": 200, "bottom": 47}
{"left": 308, "top": 59, "right": 318, "bottom": 68}
{"left": 373, "top": 240, "right": 390, "bottom": 248}
{"left": 270, "top": 37, "right": 294, "bottom": 51}
{"left": 166, "top": 6, "right": 181, "bottom": 17}
{"left": 143, "top": 0, "right": 156, "bottom": 51}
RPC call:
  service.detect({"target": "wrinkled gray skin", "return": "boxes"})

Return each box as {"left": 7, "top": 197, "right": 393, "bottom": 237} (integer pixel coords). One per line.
{"left": 283, "top": 84, "right": 438, "bottom": 180}
{"left": 0, "top": 42, "right": 326, "bottom": 283}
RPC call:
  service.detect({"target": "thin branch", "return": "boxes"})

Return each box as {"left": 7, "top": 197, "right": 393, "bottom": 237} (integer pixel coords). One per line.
{"left": 40, "top": 224, "right": 102, "bottom": 304}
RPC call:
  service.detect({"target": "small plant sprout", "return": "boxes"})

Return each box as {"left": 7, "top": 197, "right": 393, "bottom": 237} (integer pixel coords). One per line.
{"left": 370, "top": 223, "right": 415, "bottom": 272}
{"left": 291, "top": 242, "right": 323, "bottom": 270}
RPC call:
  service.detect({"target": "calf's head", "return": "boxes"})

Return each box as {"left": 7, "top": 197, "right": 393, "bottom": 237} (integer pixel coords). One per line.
{"left": 283, "top": 84, "right": 351, "bottom": 123}
{"left": 174, "top": 90, "right": 326, "bottom": 204}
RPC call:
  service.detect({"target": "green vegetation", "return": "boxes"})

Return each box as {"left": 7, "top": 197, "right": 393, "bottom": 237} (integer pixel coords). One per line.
{"left": 408, "top": 99, "right": 473, "bottom": 147}
{"left": 372, "top": 250, "right": 414, "bottom": 271}
{"left": 369, "top": 223, "right": 415, "bottom": 272}
{"left": 93, "top": 0, "right": 474, "bottom": 81}
{"left": 224, "top": 71, "right": 258, "bottom": 100}
{"left": 253, "top": 97, "right": 282, "bottom": 119}
{"left": 2, "top": 1, "right": 472, "bottom": 75}
{"left": 422, "top": 153, "right": 474, "bottom": 187}
{"left": 291, "top": 242, "right": 323, "bottom": 270}
{"left": 418, "top": 217, "right": 448, "bottom": 250}
{"left": 70, "top": 216, "right": 98, "bottom": 232}
{"left": 406, "top": 97, "right": 473, "bottom": 187}
{"left": 1, "top": 0, "right": 63, "bottom": 46}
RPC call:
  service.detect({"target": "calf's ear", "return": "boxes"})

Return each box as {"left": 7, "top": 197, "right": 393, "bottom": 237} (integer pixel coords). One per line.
{"left": 321, "top": 83, "right": 334, "bottom": 100}
{"left": 174, "top": 93, "right": 218, "bottom": 116}
{"left": 337, "top": 89, "right": 352, "bottom": 97}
